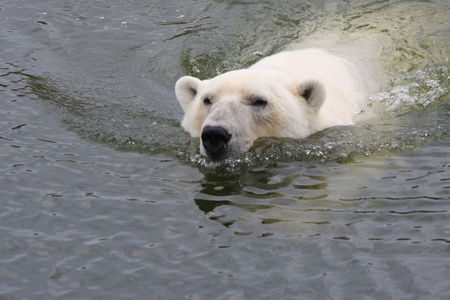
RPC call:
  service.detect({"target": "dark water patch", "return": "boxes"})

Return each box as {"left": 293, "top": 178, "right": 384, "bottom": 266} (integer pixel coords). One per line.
{"left": 180, "top": 0, "right": 323, "bottom": 79}
{"left": 22, "top": 73, "right": 191, "bottom": 155}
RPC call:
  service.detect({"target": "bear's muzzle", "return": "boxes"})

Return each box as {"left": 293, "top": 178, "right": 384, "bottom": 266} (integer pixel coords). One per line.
{"left": 201, "top": 126, "right": 232, "bottom": 159}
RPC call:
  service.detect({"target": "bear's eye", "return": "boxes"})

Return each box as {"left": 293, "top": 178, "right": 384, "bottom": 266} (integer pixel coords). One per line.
{"left": 203, "top": 98, "right": 212, "bottom": 105}
{"left": 252, "top": 98, "right": 268, "bottom": 107}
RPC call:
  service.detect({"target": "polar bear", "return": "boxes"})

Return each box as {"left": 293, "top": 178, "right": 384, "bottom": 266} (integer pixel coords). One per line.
{"left": 175, "top": 49, "right": 366, "bottom": 159}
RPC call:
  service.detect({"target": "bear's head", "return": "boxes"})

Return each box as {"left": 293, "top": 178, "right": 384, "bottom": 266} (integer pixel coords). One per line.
{"left": 175, "top": 69, "right": 325, "bottom": 159}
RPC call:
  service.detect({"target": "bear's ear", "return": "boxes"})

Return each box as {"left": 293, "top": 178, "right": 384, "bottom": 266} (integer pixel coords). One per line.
{"left": 297, "top": 79, "right": 326, "bottom": 111}
{"left": 175, "top": 76, "right": 202, "bottom": 112}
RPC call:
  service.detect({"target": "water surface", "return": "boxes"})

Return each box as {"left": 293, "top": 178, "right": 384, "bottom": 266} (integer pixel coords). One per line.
{"left": 1, "top": 0, "right": 449, "bottom": 299}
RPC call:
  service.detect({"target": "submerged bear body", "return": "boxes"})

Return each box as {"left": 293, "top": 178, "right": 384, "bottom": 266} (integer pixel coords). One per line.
{"left": 175, "top": 49, "right": 366, "bottom": 159}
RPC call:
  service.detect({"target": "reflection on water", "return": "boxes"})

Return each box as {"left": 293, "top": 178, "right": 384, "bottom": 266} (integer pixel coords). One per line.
{"left": 195, "top": 142, "right": 450, "bottom": 242}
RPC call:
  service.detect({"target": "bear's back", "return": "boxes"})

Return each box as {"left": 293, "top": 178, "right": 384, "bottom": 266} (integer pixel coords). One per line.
{"left": 251, "top": 49, "right": 366, "bottom": 129}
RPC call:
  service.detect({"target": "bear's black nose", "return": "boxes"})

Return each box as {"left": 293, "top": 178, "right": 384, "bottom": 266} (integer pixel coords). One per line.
{"left": 201, "top": 126, "right": 232, "bottom": 158}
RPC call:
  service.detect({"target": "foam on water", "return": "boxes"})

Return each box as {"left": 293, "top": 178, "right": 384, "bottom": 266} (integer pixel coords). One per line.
{"left": 370, "top": 66, "right": 449, "bottom": 116}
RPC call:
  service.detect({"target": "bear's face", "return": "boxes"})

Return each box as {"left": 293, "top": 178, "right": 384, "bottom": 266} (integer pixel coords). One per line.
{"left": 175, "top": 69, "right": 325, "bottom": 159}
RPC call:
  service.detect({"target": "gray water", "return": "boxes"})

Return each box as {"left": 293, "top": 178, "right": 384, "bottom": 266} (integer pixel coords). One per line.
{"left": 1, "top": 0, "right": 449, "bottom": 299}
